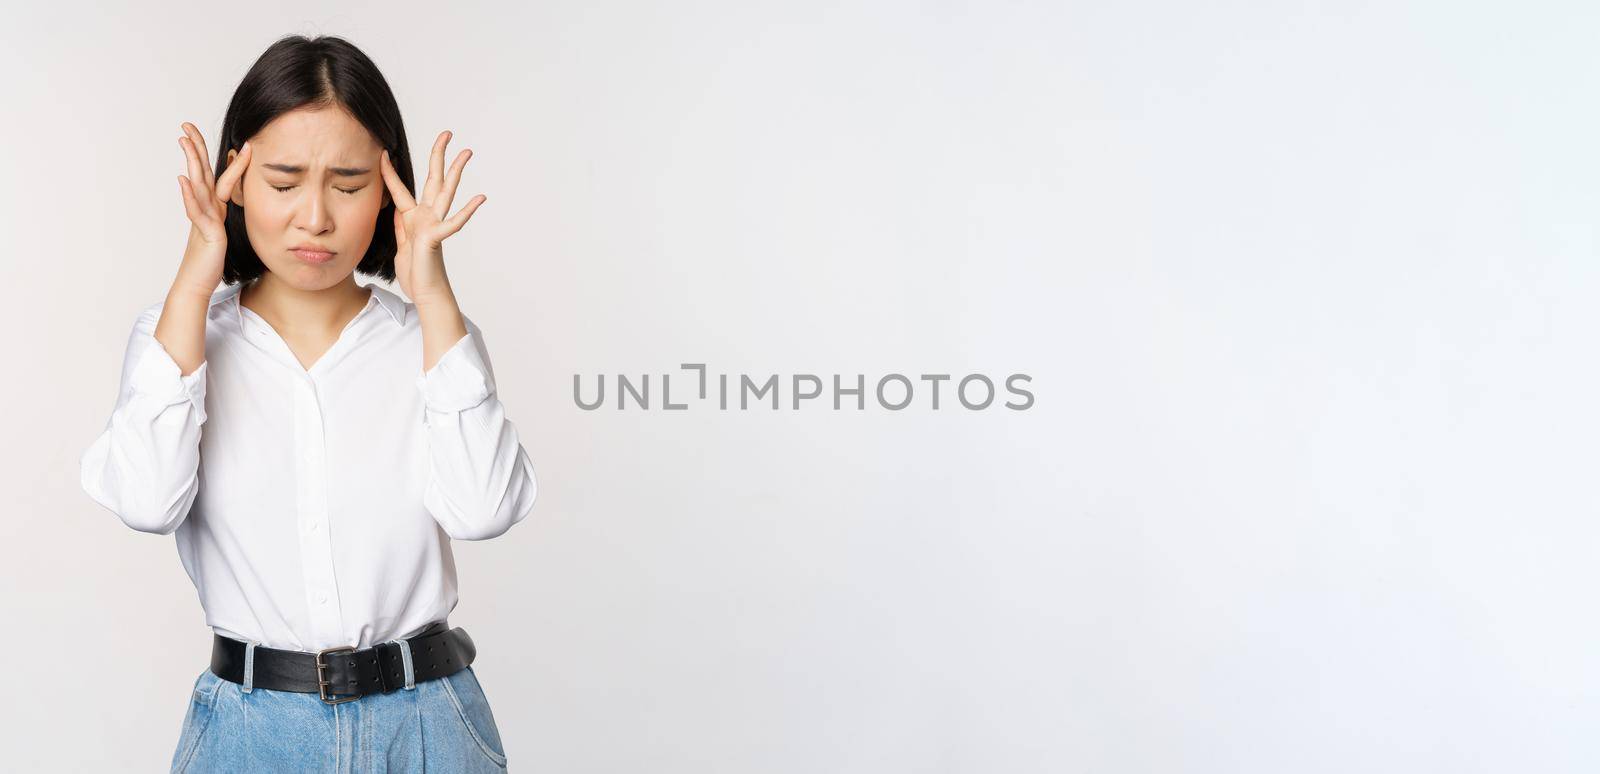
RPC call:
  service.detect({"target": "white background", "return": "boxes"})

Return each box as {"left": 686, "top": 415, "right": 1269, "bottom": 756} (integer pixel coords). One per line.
{"left": 2, "top": 1, "right": 1595, "bottom": 771}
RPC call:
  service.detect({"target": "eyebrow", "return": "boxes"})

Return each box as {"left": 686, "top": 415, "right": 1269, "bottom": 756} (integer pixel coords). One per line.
{"left": 260, "top": 163, "right": 372, "bottom": 177}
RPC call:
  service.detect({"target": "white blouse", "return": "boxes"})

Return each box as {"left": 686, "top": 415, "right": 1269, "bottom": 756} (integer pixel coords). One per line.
{"left": 79, "top": 282, "right": 538, "bottom": 652}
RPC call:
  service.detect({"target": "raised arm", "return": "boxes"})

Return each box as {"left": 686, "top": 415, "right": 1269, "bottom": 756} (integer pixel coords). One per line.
{"left": 381, "top": 129, "right": 538, "bottom": 540}
{"left": 80, "top": 122, "right": 250, "bottom": 534}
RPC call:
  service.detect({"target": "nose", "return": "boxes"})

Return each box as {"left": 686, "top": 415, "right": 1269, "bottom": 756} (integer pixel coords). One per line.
{"left": 293, "top": 185, "right": 334, "bottom": 236}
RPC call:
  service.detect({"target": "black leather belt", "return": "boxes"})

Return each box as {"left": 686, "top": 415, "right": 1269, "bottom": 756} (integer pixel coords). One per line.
{"left": 209, "top": 621, "right": 477, "bottom": 704}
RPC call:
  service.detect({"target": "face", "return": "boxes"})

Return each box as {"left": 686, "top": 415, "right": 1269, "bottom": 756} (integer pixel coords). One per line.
{"left": 225, "top": 105, "right": 390, "bottom": 289}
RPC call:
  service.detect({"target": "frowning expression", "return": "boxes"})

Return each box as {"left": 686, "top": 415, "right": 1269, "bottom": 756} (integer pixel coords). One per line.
{"left": 226, "top": 105, "right": 390, "bottom": 287}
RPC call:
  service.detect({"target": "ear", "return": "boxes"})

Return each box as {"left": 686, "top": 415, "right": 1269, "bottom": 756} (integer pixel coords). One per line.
{"left": 225, "top": 148, "right": 245, "bottom": 206}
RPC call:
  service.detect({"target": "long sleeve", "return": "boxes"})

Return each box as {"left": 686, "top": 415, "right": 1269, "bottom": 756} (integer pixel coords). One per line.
{"left": 80, "top": 303, "right": 209, "bottom": 535}
{"left": 415, "top": 314, "right": 538, "bottom": 541}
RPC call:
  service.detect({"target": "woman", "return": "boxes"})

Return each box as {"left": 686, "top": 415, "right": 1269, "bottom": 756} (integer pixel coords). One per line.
{"left": 79, "top": 34, "right": 533, "bottom": 772}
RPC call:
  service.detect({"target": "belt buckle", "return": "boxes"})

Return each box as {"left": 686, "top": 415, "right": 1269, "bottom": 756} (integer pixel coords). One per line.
{"left": 315, "top": 645, "right": 360, "bottom": 705}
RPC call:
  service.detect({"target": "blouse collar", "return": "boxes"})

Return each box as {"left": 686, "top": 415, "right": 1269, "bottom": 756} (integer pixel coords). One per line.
{"left": 212, "top": 281, "right": 409, "bottom": 337}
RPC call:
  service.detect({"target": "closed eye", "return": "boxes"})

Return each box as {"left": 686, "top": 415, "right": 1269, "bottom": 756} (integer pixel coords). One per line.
{"left": 271, "top": 185, "right": 365, "bottom": 195}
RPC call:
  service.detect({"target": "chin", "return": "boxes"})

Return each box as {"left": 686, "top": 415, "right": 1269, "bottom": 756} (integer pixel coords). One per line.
{"left": 266, "top": 261, "right": 356, "bottom": 288}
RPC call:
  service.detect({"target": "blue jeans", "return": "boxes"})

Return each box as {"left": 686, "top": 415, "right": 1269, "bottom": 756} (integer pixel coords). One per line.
{"left": 169, "top": 640, "right": 509, "bottom": 772}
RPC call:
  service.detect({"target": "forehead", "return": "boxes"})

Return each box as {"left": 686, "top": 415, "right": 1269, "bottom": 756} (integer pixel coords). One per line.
{"left": 250, "top": 106, "right": 380, "bottom": 160}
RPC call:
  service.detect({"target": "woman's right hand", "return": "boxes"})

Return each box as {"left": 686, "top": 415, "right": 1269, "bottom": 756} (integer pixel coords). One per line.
{"left": 173, "top": 122, "right": 251, "bottom": 298}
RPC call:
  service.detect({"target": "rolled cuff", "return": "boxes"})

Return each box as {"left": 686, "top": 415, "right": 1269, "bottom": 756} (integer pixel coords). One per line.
{"left": 415, "top": 330, "right": 494, "bottom": 413}
{"left": 126, "top": 337, "right": 209, "bottom": 425}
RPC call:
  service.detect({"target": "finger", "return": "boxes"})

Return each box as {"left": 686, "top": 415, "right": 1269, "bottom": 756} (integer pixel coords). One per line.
{"left": 380, "top": 149, "right": 418, "bottom": 212}
{"left": 394, "top": 208, "right": 407, "bottom": 248}
{"left": 440, "top": 194, "right": 486, "bottom": 238}
{"left": 179, "top": 136, "right": 214, "bottom": 200}
{"left": 178, "top": 175, "right": 204, "bottom": 222}
{"left": 434, "top": 149, "right": 471, "bottom": 218}
{"left": 422, "top": 130, "right": 451, "bottom": 206}
{"left": 181, "top": 123, "right": 215, "bottom": 190}
{"left": 215, "top": 141, "right": 252, "bottom": 205}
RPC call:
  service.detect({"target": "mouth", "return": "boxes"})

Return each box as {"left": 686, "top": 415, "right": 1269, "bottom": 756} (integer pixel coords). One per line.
{"left": 290, "top": 247, "right": 337, "bottom": 264}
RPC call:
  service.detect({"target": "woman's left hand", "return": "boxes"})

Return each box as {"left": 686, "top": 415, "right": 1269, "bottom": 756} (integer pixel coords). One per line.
{"left": 379, "top": 130, "right": 487, "bottom": 304}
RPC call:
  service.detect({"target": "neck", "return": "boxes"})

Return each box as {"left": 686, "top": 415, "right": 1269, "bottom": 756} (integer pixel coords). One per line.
{"left": 240, "top": 273, "right": 372, "bottom": 336}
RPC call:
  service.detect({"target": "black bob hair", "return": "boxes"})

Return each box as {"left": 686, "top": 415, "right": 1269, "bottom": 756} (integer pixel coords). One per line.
{"left": 213, "top": 35, "right": 416, "bottom": 286}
